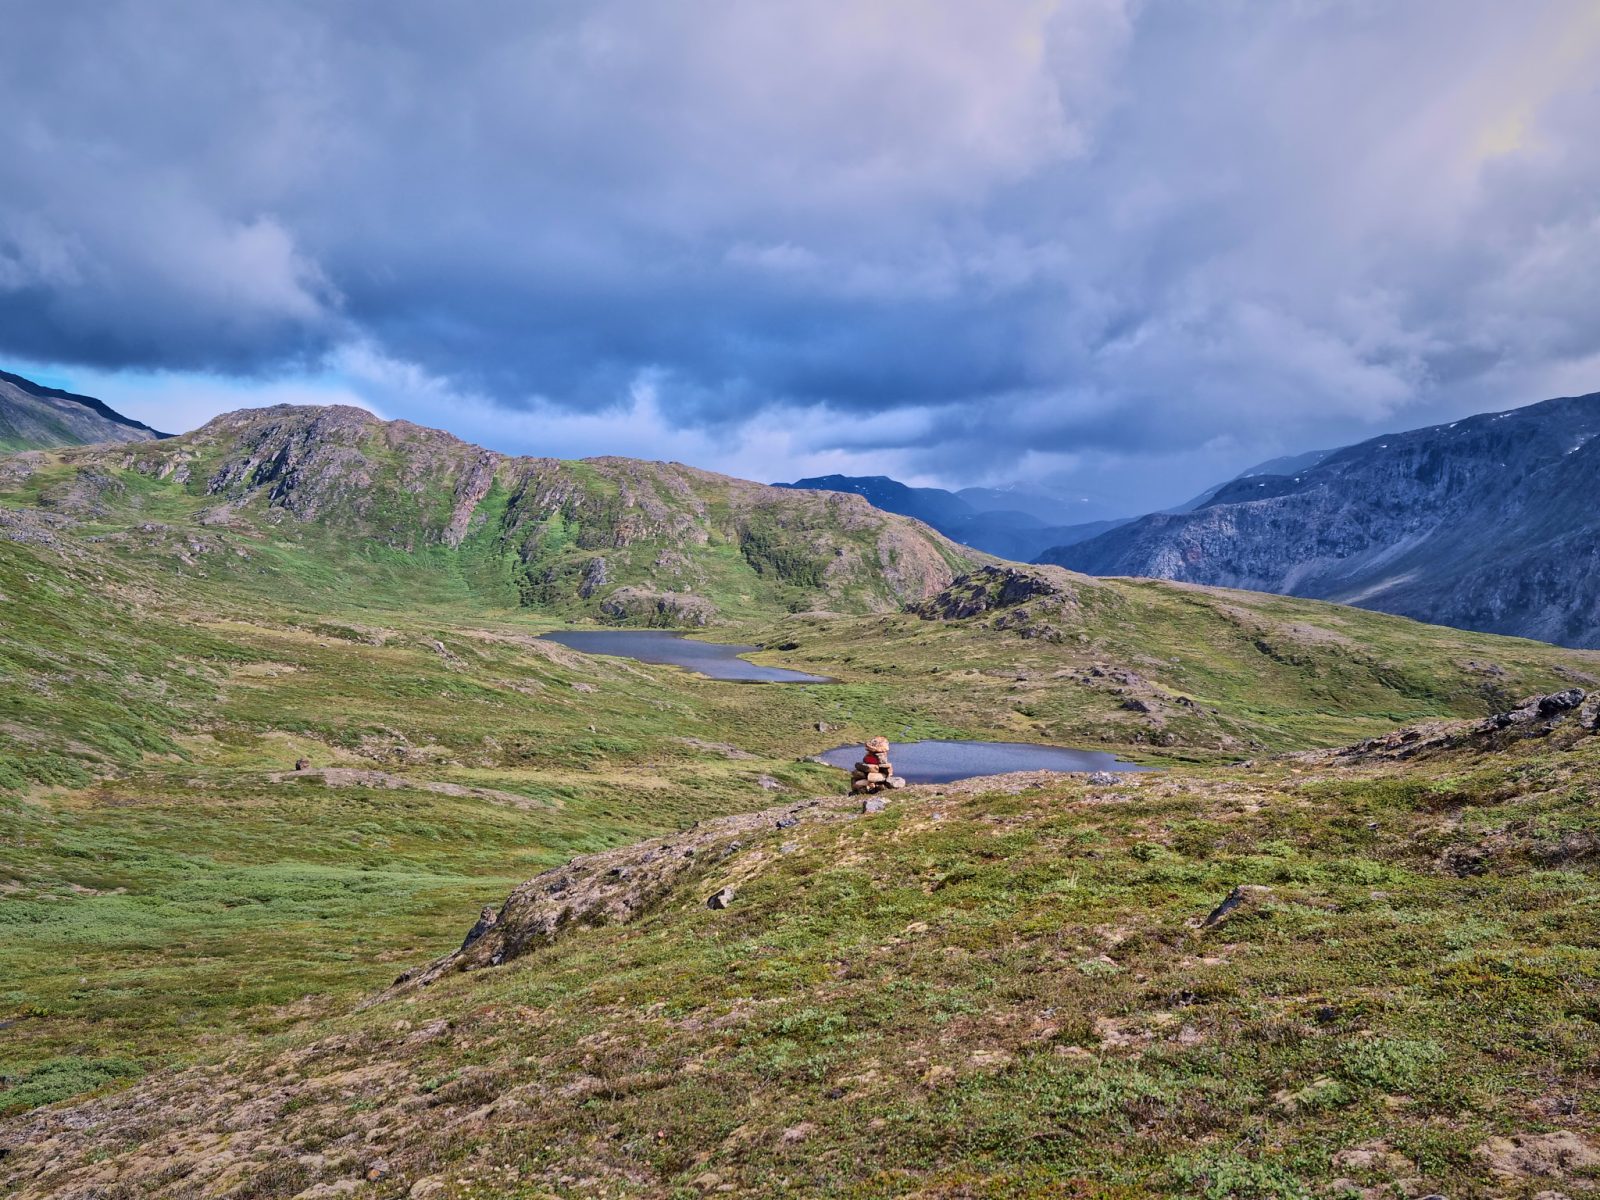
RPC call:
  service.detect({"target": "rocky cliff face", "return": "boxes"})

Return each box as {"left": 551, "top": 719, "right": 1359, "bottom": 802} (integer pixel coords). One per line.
{"left": 1045, "top": 391, "right": 1600, "bottom": 647}
{"left": 39, "top": 404, "right": 982, "bottom": 620}
{"left": 0, "top": 368, "right": 166, "bottom": 450}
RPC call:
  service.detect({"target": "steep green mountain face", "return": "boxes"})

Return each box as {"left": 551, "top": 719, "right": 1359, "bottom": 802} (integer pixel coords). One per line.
{"left": 0, "top": 368, "right": 167, "bottom": 451}
{"left": 3, "top": 409, "right": 1600, "bottom": 1198}
{"left": 1045, "top": 391, "right": 1600, "bottom": 648}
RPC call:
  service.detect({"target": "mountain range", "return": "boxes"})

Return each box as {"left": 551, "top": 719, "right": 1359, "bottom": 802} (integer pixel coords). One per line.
{"left": 1046, "top": 390, "right": 1600, "bottom": 648}
{"left": 773, "top": 473, "right": 1127, "bottom": 561}
{"left": 10, "top": 367, "right": 1600, "bottom": 648}
{"left": 0, "top": 368, "right": 167, "bottom": 450}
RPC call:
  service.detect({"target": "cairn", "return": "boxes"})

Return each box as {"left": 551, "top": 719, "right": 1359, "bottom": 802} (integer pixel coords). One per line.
{"left": 849, "top": 737, "right": 908, "bottom": 795}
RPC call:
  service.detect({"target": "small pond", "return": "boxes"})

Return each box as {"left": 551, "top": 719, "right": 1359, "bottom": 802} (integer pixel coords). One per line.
{"left": 818, "top": 739, "right": 1155, "bottom": 784}
{"left": 539, "top": 630, "right": 831, "bottom": 683}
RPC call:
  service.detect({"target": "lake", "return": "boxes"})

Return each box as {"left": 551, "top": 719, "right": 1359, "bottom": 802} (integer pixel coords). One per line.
{"left": 539, "top": 629, "right": 832, "bottom": 683}
{"left": 818, "top": 739, "right": 1154, "bottom": 784}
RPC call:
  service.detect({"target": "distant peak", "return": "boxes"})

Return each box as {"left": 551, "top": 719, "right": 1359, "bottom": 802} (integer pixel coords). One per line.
{"left": 0, "top": 367, "right": 169, "bottom": 438}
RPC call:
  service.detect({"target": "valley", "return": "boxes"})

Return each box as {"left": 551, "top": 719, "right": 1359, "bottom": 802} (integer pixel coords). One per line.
{"left": 3, "top": 404, "right": 1599, "bottom": 1198}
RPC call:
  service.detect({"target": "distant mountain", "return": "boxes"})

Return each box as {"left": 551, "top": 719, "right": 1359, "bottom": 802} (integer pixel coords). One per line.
{"left": 954, "top": 482, "right": 1113, "bottom": 525}
{"left": 775, "top": 474, "right": 1126, "bottom": 561}
{"left": 0, "top": 368, "right": 167, "bottom": 450}
{"left": 1044, "top": 391, "right": 1600, "bottom": 648}
{"left": 773, "top": 475, "right": 974, "bottom": 527}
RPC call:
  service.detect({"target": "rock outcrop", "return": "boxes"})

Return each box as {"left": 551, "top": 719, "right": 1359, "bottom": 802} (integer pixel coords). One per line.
{"left": 391, "top": 794, "right": 854, "bottom": 988}
{"left": 1293, "top": 689, "right": 1597, "bottom": 766}
{"left": 910, "top": 564, "right": 1084, "bottom": 642}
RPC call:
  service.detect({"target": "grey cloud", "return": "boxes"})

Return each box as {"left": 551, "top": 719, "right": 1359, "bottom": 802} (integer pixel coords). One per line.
{"left": 2, "top": 0, "right": 1599, "bottom": 493}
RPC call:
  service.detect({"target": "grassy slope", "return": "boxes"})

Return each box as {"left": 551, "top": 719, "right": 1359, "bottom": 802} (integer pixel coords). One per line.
{"left": 2, "top": 419, "right": 1599, "bottom": 1196}
{"left": 6, "top": 720, "right": 1599, "bottom": 1198}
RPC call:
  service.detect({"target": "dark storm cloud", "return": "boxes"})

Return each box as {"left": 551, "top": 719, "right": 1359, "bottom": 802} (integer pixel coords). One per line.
{"left": 3, "top": 0, "right": 1600, "bottom": 493}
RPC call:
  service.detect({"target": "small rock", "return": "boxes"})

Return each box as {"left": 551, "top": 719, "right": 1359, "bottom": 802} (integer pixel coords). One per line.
{"left": 778, "top": 842, "right": 798, "bottom": 854}
{"left": 756, "top": 775, "right": 782, "bottom": 791}
{"left": 1086, "top": 770, "right": 1118, "bottom": 785}
{"left": 707, "top": 887, "right": 736, "bottom": 910}
{"left": 775, "top": 816, "right": 798, "bottom": 829}
{"left": 862, "top": 797, "right": 886, "bottom": 814}
{"left": 294, "top": 757, "right": 311, "bottom": 772}
{"left": 1201, "top": 884, "right": 1273, "bottom": 928}
{"left": 780, "top": 1122, "right": 816, "bottom": 1144}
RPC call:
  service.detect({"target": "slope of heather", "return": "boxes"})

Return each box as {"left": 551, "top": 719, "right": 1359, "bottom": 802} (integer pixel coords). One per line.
{"left": 6, "top": 693, "right": 1598, "bottom": 1199}
{"left": 1045, "top": 391, "right": 1600, "bottom": 647}
{"left": 0, "top": 368, "right": 167, "bottom": 451}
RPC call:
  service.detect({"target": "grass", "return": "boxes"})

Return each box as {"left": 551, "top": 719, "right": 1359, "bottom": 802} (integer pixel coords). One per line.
{"left": 1, "top": 415, "right": 1598, "bottom": 1195}
{"left": 10, "top": 732, "right": 1597, "bottom": 1196}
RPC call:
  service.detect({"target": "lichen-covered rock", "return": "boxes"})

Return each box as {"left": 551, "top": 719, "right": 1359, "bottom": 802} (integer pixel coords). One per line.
{"left": 598, "top": 586, "right": 716, "bottom": 627}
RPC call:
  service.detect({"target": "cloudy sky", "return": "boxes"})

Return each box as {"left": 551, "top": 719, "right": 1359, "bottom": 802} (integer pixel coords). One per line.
{"left": 4, "top": 0, "right": 1599, "bottom": 515}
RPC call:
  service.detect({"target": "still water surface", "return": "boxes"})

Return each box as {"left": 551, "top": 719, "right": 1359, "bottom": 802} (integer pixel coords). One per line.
{"left": 819, "top": 739, "right": 1154, "bottom": 784}
{"left": 539, "top": 629, "right": 831, "bottom": 683}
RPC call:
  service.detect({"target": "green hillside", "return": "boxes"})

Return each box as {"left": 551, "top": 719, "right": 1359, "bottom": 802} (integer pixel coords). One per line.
{"left": 2, "top": 407, "right": 1598, "bottom": 1197}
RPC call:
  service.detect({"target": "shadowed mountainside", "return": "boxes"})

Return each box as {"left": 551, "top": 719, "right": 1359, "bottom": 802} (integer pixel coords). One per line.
{"left": 1045, "top": 391, "right": 1600, "bottom": 647}
{"left": 0, "top": 368, "right": 167, "bottom": 451}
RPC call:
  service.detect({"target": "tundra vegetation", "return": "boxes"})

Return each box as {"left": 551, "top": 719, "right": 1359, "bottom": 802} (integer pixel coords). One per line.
{"left": 2, "top": 408, "right": 1597, "bottom": 1198}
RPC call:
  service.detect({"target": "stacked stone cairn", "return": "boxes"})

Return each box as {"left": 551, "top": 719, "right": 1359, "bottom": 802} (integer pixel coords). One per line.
{"left": 850, "top": 739, "right": 908, "bottom": 794}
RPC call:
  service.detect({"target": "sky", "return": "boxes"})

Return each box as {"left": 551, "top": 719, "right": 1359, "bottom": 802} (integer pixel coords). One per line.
{"left": 4, "top": 0, "right": 1600, "bottom": 518}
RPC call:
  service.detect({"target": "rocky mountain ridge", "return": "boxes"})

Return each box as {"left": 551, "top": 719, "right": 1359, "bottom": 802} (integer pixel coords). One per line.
{"left": 10, "top": 404, "right": 983, "bottom": 622}
{"left": 1045, "top": 390, "right": 1600, "bottom": 647}
{"left": 0, "top": 368, "right": 167, "bottom": 451}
